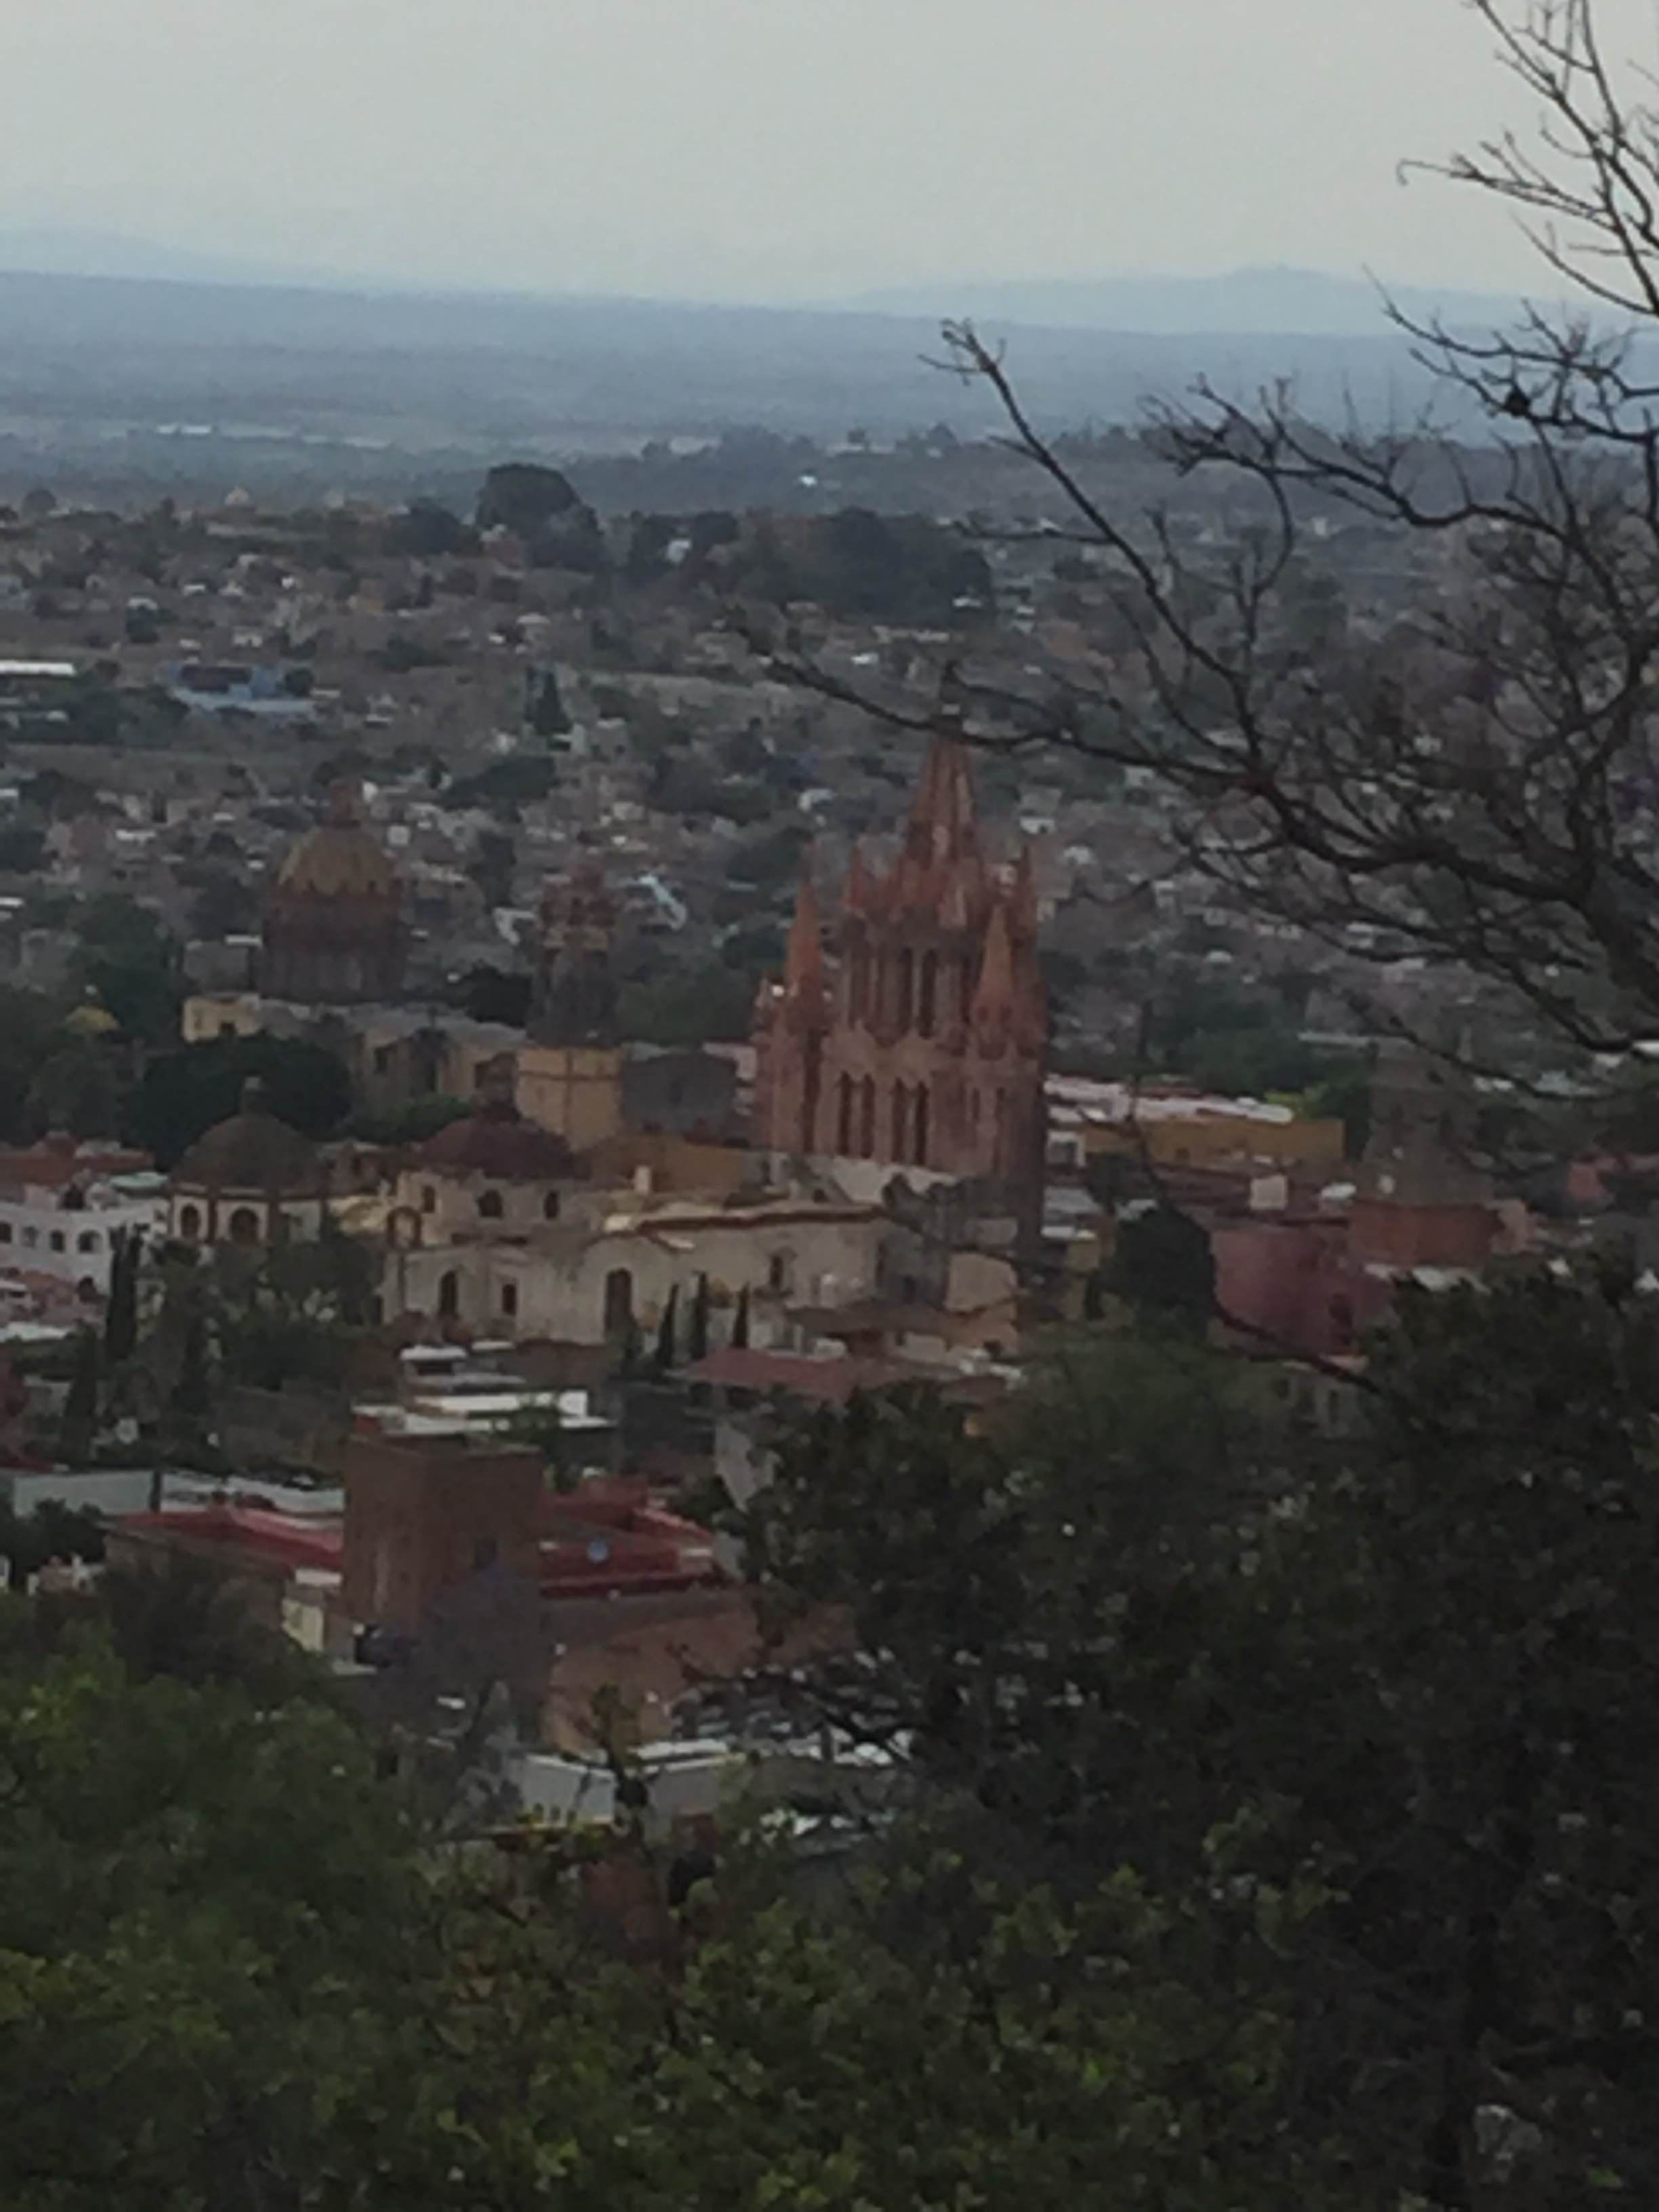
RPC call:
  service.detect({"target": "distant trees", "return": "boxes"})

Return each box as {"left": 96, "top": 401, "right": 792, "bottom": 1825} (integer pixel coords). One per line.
{"left": 130, "top": 1034, "right": 351, "bottom": 1168}
{"left": 70, "top": 895, "right": 182, "bottom": 1046}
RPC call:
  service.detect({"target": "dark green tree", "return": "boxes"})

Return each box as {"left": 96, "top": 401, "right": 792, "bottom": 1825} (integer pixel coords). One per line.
{"left": 57, "top": 1330, "right": 100, "bottom": 1466}
{"left": 688, "top": 1272, "right": 711, "bottom": 1364}
{"left": 130, "top": 1034, "right": 350, "bottom": 1168}
{"left": 102, "top": 1228, "right": 140, "bottom": 1366}
{"left": 1107, "top": 1204, "right": 1217, "bottom": 1336}
{"left": 653, "top": 1285, "right": 680, "bottom": 1376}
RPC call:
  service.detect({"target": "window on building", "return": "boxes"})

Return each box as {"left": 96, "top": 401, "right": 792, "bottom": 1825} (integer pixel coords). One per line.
{"left": 76, "top": 1231, "right": 98, "bottom": 1254}
{"left": 500, "top": 1282, "right": 518, "bottom": 1319}
{"left": 836, "top": 1073, "right": 853, "bottom": 1154}
{"left": 891, "top": 1082, "right": 910, "bottom": 1161}
{"left": 48, "top": 1231, "right": 64, "bottom": 1254}
{"left": 373, "top": 1044, "right": 393, "bottom": 1076}
{"left": 0, "top": 1222, "right": 12, "bottom": 1245}
{"left": 767, "top": 1249, "right": 794, "bottom": 1296}
{"left": 913, "top": 1083, "right": 930, "bottom": 1166}
{"left": 541, "top": 1190, "right": 560, "bottom": 1221}
{"left": 420, "top": 1185, "right": 436, "bottom": 1214}
{"left": 438, "top": 1269, "right": 459, "bottom": 1319}
{"left": 849, "top": 943, "right": 869, "bottom": 1023}
{"left": 603, "top": 1267, "right": 634, "bottom": 1337}
{"left": 478, "top": 1189, "right": 505, "bottom": 1220}
{"left": 897, "top": 947, "right": 916, "bottom": 1030}
{"left": 219, "top": 1021, "right": 238, "bottom": 1039}
{"left": 227, "top": 1206, "right": 260, "bottom": 1246}
{"left": 918, "top": 950, "right": 939, "bottom": 1037}
{"left": 859, "top": 1076, "right": 876, "bottom": 1158}
{"left": 178, "top": 1205, "right": 201, "bottom": 1242}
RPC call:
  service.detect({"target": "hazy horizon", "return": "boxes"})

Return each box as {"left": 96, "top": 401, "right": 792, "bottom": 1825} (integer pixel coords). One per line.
{"left": 2, "top": 0, "right": 1606, "bottom": 306}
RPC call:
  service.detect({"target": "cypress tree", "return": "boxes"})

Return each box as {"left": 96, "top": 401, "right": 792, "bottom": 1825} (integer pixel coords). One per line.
{"left": 688, "top": 1273, "right": 711, "bottom": 1364}
{"left": 653, "top": 1286, "right": 680, "bottom": 1376}
{"left": 103, "top": 1229, "right": 140, "bottom": 1366}
{"left": 58, "top": 1330, "right": 100, "bottom": 1467}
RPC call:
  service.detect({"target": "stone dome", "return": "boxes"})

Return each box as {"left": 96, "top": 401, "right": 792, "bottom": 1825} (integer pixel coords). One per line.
{"left": 419, "top": 1099, "right": 575, "bottom": 1183}
{"left": 172, "top": 1079, "right": 327, "bottom": 1195}
{"left": 276, "top": 783, "right": 400, "bottom": 902}
{"left": 261, "top": 781, "right": 407, "bottom": 1006}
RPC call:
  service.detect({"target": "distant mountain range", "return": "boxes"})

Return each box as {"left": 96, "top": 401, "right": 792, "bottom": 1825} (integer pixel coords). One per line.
{"left": 0, "top": 230, "right": 1546, "bottom": 338}
{"left": 0, "top": 226, "right": 349, "bottom": 293}
{"left": 0, "top": 250, "right": 1614, "bottom": 497}
{"left": 844, "top": 266, "right": 1544, "bottom": 337}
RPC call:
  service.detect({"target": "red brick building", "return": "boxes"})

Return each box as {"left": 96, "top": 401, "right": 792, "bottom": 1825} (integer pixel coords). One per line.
{"left": 752, "top": 733, "right": 1046, "bottom": 1214}
{"left": 341, "top": 1432, "right": 544, "bottom": 1635}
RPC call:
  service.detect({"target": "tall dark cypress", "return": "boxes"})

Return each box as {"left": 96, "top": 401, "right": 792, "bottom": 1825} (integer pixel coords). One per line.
{"left": 653, "top": 1285, "right": 680, "bottom": 1377}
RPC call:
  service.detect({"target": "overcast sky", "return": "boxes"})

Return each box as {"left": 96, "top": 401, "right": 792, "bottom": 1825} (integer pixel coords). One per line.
{"left": 0, "top": 0, "right": 1607, "bottom": 300}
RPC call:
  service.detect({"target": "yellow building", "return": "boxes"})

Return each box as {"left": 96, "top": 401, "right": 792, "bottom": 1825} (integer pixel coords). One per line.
{"left": 1048, "top": 1076, "right": 1347, "bottom": 1177}
{"left": 514, "top": 1041, "right": 623, "bottom": 1151}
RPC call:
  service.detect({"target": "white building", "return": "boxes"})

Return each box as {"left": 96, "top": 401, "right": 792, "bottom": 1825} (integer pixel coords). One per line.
{"left": 0, "top": 1143, "right": 167, "bottom": 1297}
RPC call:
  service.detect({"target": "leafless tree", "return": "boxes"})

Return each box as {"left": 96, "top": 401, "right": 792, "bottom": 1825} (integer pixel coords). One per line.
{"left": 754, "top": 1, "right": 1659, "bottom": 1092}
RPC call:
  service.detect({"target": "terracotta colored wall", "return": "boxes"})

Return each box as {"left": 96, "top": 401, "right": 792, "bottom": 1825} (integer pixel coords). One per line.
{"left": 341, "top": 1433, "right": 544, "bottom": 1635}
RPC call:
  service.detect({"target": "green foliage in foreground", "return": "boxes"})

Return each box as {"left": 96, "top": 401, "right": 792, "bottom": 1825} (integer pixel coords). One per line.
{"left": 0, "top": 1608, "right": 1334, "bottom": 2211}
{"left": 745, "top": 1275, "right": 1659, "bottom": 2209}
{"left": 3, "top": 1270, "right": 1658, "bottom": 2207}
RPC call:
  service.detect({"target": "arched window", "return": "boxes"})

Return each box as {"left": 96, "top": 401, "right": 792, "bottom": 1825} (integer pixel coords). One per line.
{"left": 500, "top": 1282, "right": 519, "bottom": 1319}
{"left": 918, "top": 950, "right": 939, "bottom": 1036}
{"left": 836, "top": 1073, "right": 853, "bottom": 1154}
{"left": 438, "top": 1269, "right": 459, "bottom": 1319}
{"left": 420, "top": 1185, "right": 436, "bottom": 1214}
{"left": 603, "top": 1267, "right": 634, "bottom": 1336}
{"left": 891, "top": 1082, "right": 910, "bottom": 1161}
{"left": 178, "top": 1204, "right": 201, "bottom": 1242}
{"left": 858, "top": 1076, "right": 876, "bottom": 1158}
{"left": 913, "top": 1084, "right": 930, "bottom": 1166}
{"left": 542, "top": 1189, "right": 561, "bottom": 1221}
{"left": 478, "top": 1189, "right": 505, "bottom": 1221}
{"left": 897, "top": 948, "right": 916, "bottom": 1030}
{"left": 76, "top": 1231, "right": 98, "bottom": 1254}
{"left": 227, "top": 1206, "right": 260, "bottom": 1246}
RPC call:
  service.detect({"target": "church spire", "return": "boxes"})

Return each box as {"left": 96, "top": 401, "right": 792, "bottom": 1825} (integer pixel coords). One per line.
{"left": 781, "top": 877, "right": 827, "bottom": 1028}
{"left": 905, "top": 733, "right": 981, "bottom": 868}
{"left": 971, "top": 899, "right": 1017, "bottom": 1045}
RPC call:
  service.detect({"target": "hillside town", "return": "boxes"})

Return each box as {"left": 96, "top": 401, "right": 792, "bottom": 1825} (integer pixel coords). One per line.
{"left": 0, "top": 448, "right": 1633, "bottom": 1822}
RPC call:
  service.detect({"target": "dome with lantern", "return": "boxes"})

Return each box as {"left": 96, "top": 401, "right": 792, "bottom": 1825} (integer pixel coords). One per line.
{"left": 261, "top": 780, "right": 406, "bottom": 1006}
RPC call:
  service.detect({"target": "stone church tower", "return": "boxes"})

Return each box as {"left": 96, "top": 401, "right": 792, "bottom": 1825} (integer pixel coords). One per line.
{"left": 515, "top": 858, "right": 624, "bottom": 1149}
{"left": 754, "top": 733, "right": 1047, "bottom": 1214}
